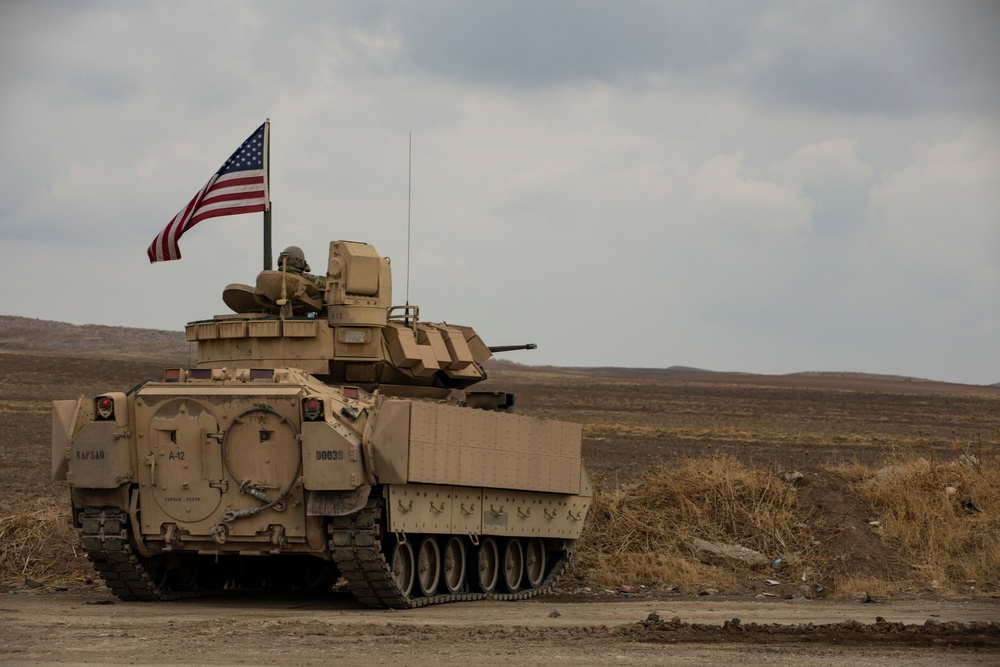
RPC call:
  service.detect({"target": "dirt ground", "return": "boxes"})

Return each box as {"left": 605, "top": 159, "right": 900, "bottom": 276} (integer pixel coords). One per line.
{"left": 1, "top": 588, "right": 998, "bottom": 666}
{"left": 479, "top": 362, "right": 1000, "bottom": 482}
{"left": 1, "top": 316, "right": 999, "bottom": 665}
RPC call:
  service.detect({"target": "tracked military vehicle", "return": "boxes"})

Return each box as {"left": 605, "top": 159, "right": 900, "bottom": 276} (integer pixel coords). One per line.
{"left": 52, "top": 241, "right": 591, "bottom": 608}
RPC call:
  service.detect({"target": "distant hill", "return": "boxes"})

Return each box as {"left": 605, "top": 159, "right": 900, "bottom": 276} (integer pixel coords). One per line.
{"left": 2, "top": 314, "right": 996, "bottom": 390}
{"left": 0, "top": 315, "right": 190, "bottom": 362}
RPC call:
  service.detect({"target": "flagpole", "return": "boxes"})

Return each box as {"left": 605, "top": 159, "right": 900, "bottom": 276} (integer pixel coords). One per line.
{"left": 263, "top": 118, "right": 272, "bottom": 270}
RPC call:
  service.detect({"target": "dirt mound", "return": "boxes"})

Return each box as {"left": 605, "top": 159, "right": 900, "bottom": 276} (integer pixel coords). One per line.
{"left": 304, "top": 615, "right": 1000, "bottom": 647}
{"left": 793, "top": 468, "right": 905, "bottom": 584}
{"left": 614, "top": 613, "right": 1000, "bottom": 647}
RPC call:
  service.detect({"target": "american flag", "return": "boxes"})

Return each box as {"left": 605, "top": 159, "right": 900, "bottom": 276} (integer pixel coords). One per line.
{"left": 147, "top": 122, "right": 269, "bottom": 263}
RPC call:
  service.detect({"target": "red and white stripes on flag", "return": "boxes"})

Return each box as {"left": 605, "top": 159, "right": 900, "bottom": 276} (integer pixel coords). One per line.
{"left": 147, "top": 122, "right": 269, "bottom": 263}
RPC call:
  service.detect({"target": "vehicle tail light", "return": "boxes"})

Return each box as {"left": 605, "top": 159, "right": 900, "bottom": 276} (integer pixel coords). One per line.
{"left": 95, "top": 396, "right": 115, "bottom": 420}
{"left": 302, "top": 397, "right": 324, "bottom": 421}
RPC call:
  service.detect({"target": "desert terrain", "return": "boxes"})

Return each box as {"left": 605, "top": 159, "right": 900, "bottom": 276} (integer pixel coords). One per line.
{"left": 1, "top": 315, "right": 998, "bottom": 664}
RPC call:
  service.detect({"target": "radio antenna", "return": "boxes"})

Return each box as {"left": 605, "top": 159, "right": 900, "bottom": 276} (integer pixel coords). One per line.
{"left": 406, "top": 132, "right": 412, "bottom": 307}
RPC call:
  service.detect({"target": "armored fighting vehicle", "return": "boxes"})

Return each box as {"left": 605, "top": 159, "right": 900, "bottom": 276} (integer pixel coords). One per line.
{"left": 52, "top": 241, "right": 591, "bottom": 607}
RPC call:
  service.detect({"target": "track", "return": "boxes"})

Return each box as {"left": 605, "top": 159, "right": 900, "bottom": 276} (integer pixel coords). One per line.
{"left": 329, "top": 494, "right": 573, "bottom": 608}
{"left": 80, "top": 501, "right": 573, "bottom": 608}
{"left": 79, "top": 507, "right": 201, "bottom": 601}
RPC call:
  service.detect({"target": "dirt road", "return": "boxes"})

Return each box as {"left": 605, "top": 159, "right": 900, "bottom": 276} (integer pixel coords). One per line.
{"left": 1, "top": 588, "right": 997, "bottom": 666}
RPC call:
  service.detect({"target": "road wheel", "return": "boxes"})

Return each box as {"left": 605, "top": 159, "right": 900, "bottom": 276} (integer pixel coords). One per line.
{"left": 524, "top": 537, "right": 546, "bottom": 589}
{"left": 442, "top": 536, "right": 467, "bottom": 594}
{"left": 417, "top": 536, "right": 441, "bottom": 597}
{"left": 502, "top": 538, "right": 523, "bottom": 593}
{"left": 390, "top": 540, "right": 415, "bottom": 598}
{"left": 473, "top": 537, "right": 499, "bottom": 594}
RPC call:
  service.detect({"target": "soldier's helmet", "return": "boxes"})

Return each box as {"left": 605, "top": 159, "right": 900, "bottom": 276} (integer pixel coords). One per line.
{"left": 280, "top": 245, "right": 310, "bottom": 273}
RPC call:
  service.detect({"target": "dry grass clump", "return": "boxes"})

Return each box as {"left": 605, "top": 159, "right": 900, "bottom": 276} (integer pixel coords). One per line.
{"left": 569, "top": 441, "right": 1000, "bottom": 598}
{"left": 841, "top": 449, "right": 1000, "bottom": 595}
{"left": 567, "top": 455, "right": 804, "bottom": 591}
{"left": 0, "top": 498, "right": 92, "bottom": 588}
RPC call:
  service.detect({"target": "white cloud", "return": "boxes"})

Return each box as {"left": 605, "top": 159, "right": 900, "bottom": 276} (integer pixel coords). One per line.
{"left": 846, "top": 128, "right": 1000, "bottom": 342}
{"left": 621, "top": 154, "right": 811, "bottom": 329}
{"left": 769, "top": 138, "right": 875, "bottom": 190}
{"left": 614, "top": 162, "right": 674, "bottom": 197}
{"left": 691, "top": 154, "right": 812, "bottom": 234}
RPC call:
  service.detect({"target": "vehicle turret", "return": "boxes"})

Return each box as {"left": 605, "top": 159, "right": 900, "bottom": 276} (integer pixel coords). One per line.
{"left": 195, "top": 240, "right": 494, "bottom": 390}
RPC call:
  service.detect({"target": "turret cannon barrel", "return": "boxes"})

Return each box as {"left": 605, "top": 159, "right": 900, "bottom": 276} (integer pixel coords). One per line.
{"left": 487, "top": 343, "right": 538, "bottom": 353}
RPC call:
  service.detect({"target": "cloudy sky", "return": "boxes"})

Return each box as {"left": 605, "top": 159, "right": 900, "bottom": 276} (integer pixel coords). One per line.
{"left": 2, "top": 1, "right": 998, "bottom": 384}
